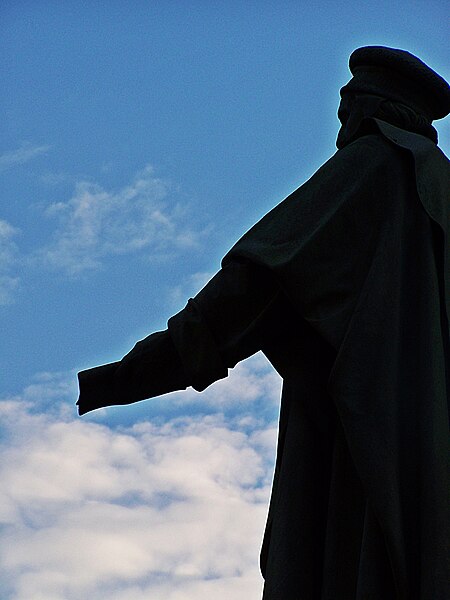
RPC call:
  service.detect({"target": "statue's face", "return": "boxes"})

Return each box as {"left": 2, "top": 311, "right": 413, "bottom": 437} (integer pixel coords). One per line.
{"left": 336, "top": 94, "right": 354, "bottom": 148}
{"left": 337, "top": 93, "right": 353, "bottom": 126}
{"left": 336, "top": 92, "right": 383, "bottom": 149}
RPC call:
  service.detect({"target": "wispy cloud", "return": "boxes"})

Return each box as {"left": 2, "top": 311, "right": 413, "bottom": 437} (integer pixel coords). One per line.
{"left": 168, "top": 271, "right": 215, "bottom": 310}
{"left": 0, "top": 359, "right": 279, "bottom": 599}
{"left": 0, "top": 142, "right": 50, "bottom": 172}
{"left": 40, "top": 171, "right": 68, "bottom": 186}
{"left": 35, "top": 165, "right": 204, "bottom": 276}
{"left": 0, "top": 220, "right": 20, "bottom": 305}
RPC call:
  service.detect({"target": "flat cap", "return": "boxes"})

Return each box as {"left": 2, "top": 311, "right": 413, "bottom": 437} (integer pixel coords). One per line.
{"left": 342, "top": 46, "right": 450, "bottom": 120}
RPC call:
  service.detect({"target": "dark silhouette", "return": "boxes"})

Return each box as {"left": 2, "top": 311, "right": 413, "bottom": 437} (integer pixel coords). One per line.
{"left": 77, "top": 47, "right": 450, "bottom": 599}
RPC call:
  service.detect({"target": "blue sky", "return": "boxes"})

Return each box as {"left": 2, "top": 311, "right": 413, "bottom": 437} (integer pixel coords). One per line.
{"left": 1, "top": 2, "right": 449, "bottom": 598}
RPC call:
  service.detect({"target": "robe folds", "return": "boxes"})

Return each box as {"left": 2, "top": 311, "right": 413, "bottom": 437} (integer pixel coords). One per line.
{"left": 77, "top": 119, "right": 450, "bottom": 599}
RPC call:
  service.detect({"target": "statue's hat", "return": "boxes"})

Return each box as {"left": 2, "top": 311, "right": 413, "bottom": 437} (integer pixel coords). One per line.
{"left": 341, "top": 46, "right": 450, "bottom": 120}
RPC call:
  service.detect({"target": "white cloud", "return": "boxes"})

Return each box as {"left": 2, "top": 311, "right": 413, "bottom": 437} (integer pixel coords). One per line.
{"left": 0, "top": 219, "right": 20, "bottom": 305}
{"left": 0, "top": 142, "right": 50, "bottom": 172}
{"left": 0, "top": 359, "right": 280, "bottom": 600}
{"left": 172, "top": 352, "right": 282, "bottom": 410}
{"left": 35, "top": 165, "right": 204, "bottom": 275}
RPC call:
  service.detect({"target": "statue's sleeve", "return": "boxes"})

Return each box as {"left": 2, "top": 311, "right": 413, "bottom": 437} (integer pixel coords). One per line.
{"left": 76, "top": 331, "right": 188, "bottom": 415}
{"left": 168, "top": 258, "right": 280, "bottom": 392}
{"left": 77, "top": 258, "right": 280, "bottom": 415}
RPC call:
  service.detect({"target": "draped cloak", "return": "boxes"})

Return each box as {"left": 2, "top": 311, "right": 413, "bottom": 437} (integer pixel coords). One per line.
{"left": 77, "top": 118, "right": 450, "bottom": 599}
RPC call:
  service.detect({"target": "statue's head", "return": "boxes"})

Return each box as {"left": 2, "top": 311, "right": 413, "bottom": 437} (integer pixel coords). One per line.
{"left": 336, "top": 46, "right": 450, "bottom": 148}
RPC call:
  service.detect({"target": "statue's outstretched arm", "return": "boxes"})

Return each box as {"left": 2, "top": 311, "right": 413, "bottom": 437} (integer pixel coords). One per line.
{"left": 77, "top": 259, "right": 280, "bottom": 415}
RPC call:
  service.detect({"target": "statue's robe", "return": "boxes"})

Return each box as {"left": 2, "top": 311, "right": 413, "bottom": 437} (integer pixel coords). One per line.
{"left": 77, "top": 119, "right": 450, "bottom": 599}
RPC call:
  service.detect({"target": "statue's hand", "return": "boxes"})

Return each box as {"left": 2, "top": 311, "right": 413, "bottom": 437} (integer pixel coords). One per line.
{"left": 76, "top": 330, "right": 187, "bottom": 416}
{"left": 76, "top": 361, "right": 122, "bottom": 415}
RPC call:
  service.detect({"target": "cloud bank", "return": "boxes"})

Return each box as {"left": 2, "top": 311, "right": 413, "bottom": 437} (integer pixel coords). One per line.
{"left": 0, "top": 356, "right": 280, "bottom": 600}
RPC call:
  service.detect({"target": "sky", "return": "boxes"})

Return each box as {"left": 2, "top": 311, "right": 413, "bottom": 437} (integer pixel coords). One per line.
{"left": 1, "top": 1, "right": 449, "bottom": 598}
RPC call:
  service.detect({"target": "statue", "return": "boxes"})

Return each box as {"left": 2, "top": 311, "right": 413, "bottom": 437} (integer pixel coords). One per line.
{"left": 77, "top": 46, "right": 450, "bottom": 599}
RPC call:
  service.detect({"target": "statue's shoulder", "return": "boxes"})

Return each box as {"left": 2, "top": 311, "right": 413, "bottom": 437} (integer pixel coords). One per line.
{"left": 368, "top": 119, "right": 449, "bottom": 170}
{"left": 316, "top": 132, "right": 399, "bottom": 183}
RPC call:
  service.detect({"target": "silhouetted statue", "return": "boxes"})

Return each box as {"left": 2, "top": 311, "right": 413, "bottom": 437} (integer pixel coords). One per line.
{"left": 77, "top": 47, "right": 450, "bottom": 599}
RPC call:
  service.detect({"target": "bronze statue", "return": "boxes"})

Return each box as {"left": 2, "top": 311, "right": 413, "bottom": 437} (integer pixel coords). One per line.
{"left": 77, "top": 46, "right": 450, "bottom": 599}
